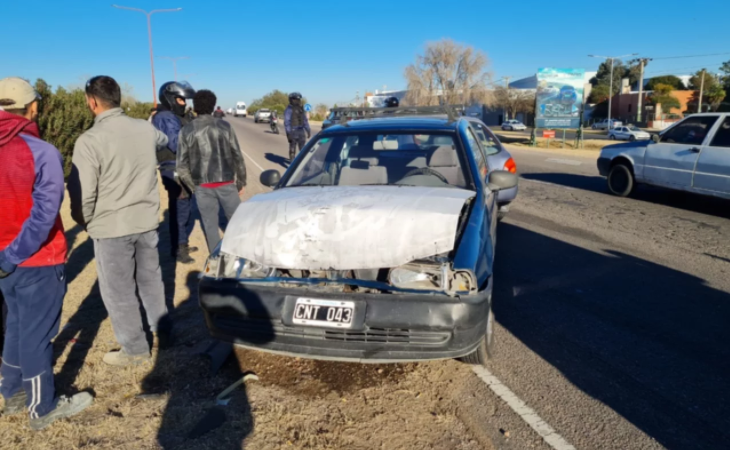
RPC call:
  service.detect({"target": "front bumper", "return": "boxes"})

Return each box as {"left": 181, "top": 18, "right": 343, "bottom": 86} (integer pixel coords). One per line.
{"left": 199, "top": 278, "right": 491, "bottom": 363}
{"left": 597, "top": 157, "right": 611, "bottom": 176}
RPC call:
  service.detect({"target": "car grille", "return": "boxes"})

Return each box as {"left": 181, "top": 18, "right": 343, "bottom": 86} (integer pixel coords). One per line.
{"left": 214, "top": 317, "right": 450, "bottom": 346}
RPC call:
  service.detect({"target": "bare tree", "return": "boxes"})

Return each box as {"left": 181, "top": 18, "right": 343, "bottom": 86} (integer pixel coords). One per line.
{"left": 404, "top": 39, "right": 493, "bottom": 106}
{"left": 492, "top": 86, "right": 535, "bottom": 120}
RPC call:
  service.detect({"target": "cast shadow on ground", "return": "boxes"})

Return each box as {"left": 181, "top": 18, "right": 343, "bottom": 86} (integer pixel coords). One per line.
{"left": 141, "top": 271, "right": 274, "bottom": 449}
{"left": 520, "top": 172, "right": 730, "bottom": 219}
{"left": 264, "top": 153, "right": 290, "bottom": 169}
{"left": 491, "top": 221, "right": 730, "bottom": 450}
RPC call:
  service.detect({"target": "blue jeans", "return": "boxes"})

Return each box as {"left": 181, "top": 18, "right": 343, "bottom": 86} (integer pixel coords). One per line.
{"left": 161, "top": 175, "right": 194, "bottom": 254}
{"left": 0, "top": 264, "right": 65, "bottom": 418}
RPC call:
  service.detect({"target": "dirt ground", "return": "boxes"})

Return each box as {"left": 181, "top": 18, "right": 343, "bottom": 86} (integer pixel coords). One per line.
{"left": 0, "top": 183, "right": 485, "bottom": 450}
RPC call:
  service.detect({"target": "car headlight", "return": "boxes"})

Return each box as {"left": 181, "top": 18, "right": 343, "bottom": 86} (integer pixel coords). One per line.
{"left": 389, "top": 263, "right": 477, "bottom": 295}
{"left": 202, "top": 246, "right": 272, "bottom": 279}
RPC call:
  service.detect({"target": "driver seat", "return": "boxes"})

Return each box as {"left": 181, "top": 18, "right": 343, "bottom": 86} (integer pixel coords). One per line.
{"left": 428, "top": 145, "right": 465, "bottom": 187}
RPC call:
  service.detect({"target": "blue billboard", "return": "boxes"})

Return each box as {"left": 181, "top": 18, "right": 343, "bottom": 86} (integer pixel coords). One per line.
{"left": 536, "top": 68, "right": 585, "bottom": 129}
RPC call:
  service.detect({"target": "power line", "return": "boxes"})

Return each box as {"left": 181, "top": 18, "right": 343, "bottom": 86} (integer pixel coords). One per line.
{"left": 650, "top": 52, "right": 730, "bottom": 60}
{"left": 644, "top": 63, "right": 724, "bottom": 76}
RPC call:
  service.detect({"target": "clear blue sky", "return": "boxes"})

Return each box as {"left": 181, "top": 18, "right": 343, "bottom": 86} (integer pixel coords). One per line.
{"left": 2, "top": 0, "right": 728, "bottom": 108}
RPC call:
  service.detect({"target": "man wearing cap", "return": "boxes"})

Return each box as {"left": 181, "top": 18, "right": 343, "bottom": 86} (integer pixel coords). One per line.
{"left": 0, "top": 77, "right": 93, "bottom": 429}
{"left": 68, "top": 76, "right": 170, "bottom": 367}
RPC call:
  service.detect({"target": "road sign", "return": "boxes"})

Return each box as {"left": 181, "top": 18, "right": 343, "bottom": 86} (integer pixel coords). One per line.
{"left": 304, "top": 103, "right": 312, "bottom": 112}
{"left": 536, "top": 68, "right": 585, "bottom": 129}
{"left": 543, "top": 130, "right": 556, "bottom": 138}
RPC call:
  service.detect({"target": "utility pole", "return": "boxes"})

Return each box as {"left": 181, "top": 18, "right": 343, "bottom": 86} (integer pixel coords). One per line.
{"left": 636, "top": 58, "right": 651, "bottom": 124}
{"left": 698, "top": 68, "right": 705, "bottom": 113}
{"left": 158, "top": 56, "right": 189, "bottom": 81}
{"left": 112, "top": 5, "right": 182, "bottom": 107}
{"left": 504, "top": 76, "right": 511, "bottom": 121}
{"left": 589, "top": 53, "right": 638, "bottom": 128}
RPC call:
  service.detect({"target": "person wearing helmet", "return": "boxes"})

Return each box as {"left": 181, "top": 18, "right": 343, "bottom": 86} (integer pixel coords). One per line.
{"left": 151, "top": 81, "right": 197, "bottom": 264}
{"left": 213, "top": 106, "right": 225, "bottom": 119}
{"left": 284, "top": 92, "right": 311, "bottom": 161}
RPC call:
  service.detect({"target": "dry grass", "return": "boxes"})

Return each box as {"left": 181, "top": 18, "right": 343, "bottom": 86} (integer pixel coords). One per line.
{"left": 0, "top": 181, "right": 483, "bottom": 450}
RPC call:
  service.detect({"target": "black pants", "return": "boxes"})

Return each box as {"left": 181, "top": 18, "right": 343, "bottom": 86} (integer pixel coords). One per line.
{"left": 288, "top": 129, "right": 307, "bottom": 161}
{"left": 161, "top": 176, "right": 194, "bottom": 255}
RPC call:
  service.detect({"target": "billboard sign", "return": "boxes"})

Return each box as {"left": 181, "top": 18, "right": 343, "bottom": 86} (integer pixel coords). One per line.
{"left": 536, "top": 68, "right": 585, "bottom": 129}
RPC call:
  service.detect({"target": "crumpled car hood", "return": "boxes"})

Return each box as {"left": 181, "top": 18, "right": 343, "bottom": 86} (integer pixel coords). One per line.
{"left": 221, "top": 185, "right": 475, "bottom": 270}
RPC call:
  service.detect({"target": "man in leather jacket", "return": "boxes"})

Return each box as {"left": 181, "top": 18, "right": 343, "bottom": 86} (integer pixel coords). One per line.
{"left": 152, "top": 81, "right": 197, "bottom": 263}
{"left": 176, "top": 89, "right": 246, "bottom": 252}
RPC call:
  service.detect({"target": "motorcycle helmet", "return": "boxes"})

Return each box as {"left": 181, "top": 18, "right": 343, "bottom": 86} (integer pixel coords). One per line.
{"left": 288, "top": 92, "right": 303, "bottom": 106}
{"left": 159, "top": 81, "right": 195, "bottom": 116}
{"left": 384, "top": 96, "right": 399, "bottom": 108}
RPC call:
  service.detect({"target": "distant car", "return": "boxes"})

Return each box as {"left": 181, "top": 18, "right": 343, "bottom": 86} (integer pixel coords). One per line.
{"left": 467, "top": 118, "right": 518, "bottom": 218}
{"left": 254, "top": 109, "right": 272, "bottom": 123}
{"left": 592, "top": 119, "right": 622, "bottom": 130}
{"left": 597, "top": 113, "right": 730, "bottom": 198}
{"left": 227, "top": 108, "right": 234, "bottom": 115}
{"left": 608, "top": 125, "right": 651, "bottom": 142}
{"left": 501, "top": 120, "right": 527, "bottom": 131}
{"left": 234, "top": 102, "right": 247, "bottom": 118}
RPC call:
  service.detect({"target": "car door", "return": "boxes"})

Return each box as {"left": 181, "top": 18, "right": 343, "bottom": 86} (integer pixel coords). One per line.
{"left": 619, "top": 127, "right": 631, "bottom": 140}
{"left": 692, "top": 115, "right": 730, "bottom": 196}
{"left": 464, "top": 124, "right": 497, "bottom": 244}
{"left": 643, "top": 115, "right": 719, "bottom": 189}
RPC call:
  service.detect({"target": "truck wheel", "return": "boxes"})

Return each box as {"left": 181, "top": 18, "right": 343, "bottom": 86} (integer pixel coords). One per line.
{"left": 459, "top": 308, "right": 494, "bottom": 366}
{"left": 607, "top": 163, "right": 635, "bottom": 197}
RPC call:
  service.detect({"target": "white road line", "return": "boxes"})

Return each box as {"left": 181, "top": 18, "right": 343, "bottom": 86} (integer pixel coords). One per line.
{"left": 546, "top": 158, "right": 582, "bottom": 166}
{"left": 472, "top": 366, "right": 577, "bottom": 450}
{"left": 241, "top": 149, "right": 265, "bottom": 172}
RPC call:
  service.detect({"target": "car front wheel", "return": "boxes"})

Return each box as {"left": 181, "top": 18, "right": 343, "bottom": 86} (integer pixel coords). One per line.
{"left": 609, "top": 135, "right": 616, "bottom": 140}
{"left": 607, "top": 163, "right": 635, "bottom": 197}
{"left": 459, "top": 308, "right": 494, "bottom": 366}
{"left": 629, "top": 135, "right": 636, "bottom": 142}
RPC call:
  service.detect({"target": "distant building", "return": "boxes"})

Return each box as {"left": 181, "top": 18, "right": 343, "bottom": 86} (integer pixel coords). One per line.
{"left": 612, "top": 78, "right": 695, "bottom": 129}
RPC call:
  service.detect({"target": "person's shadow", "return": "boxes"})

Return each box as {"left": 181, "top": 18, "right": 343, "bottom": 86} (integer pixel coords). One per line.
{"left": 264, "top": 153, "right": 290, "bottom": 169}
{"left": 141, "top": 271, "right": 273, "bottom": 449}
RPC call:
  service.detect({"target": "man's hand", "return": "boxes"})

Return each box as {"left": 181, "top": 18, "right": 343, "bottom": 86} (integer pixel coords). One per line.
{"left": 0, "top": 268, "right": 10, "bottom": 279}
{"left": 286, "top": 133, "right": 292, "bottom": 143}
{"left": 239, "top": 187, "right": 245, "bottom": 196}
{"left": 306, "top": 130, "right": 311, "bottom": 139}
{"left": 0, "top": 252, "right": 16, "bottom": 279}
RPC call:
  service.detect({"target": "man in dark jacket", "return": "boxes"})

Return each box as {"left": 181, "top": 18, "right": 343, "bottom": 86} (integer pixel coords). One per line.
{"left": 177, "top": 90, "right": 246, "bottom": 252}
{"left": 0, "top": 77, "right": 93, "bottom": 430}
{"left": 152, "top": 81, "right": 197, "bottom": 263}
{"left": 213, "top": 106, "right": 225, "bottom": 118}
{"left": 284, "top": 92, "right": 311, "bottom": 161}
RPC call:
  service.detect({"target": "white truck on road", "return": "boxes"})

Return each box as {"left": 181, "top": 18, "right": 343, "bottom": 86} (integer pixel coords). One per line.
{"left": 234, "top": 102, "right": 247, "bottom": 118}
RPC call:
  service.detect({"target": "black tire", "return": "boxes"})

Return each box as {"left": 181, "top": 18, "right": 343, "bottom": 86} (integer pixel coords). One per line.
{"left": 609, "top": 135, "right": 616, "bottom": 140}
{"left": 629, "top": 135, "right": 636, "bottom": 142}
{"left": 607, "top": 163, "right": 635, "bottom": 197}
{"left": 459, "top": 308, "right": 494, "bottom": 366}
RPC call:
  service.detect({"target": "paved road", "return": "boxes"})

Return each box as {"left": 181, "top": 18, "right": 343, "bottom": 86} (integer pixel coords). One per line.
{"left": 226, "top": 116, "right": 730, "bottom": 450}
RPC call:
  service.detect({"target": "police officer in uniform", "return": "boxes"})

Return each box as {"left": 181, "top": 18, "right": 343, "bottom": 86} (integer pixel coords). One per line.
{"left": 284, "top": 92, "right": 311, "bottom": 161}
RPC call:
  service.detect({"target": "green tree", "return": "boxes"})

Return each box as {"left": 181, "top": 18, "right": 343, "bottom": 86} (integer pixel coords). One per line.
{"left": 590, "top": 58, "right": 627, "bottom": 97}
{"left": 645, "top": 75, "right": 686, "bottom": 91}
{"left": 248, "top": 90, "right": 307, "bottom": 115}
{"left": 650, "top": 83, "right": 681, "bottom": 114}
{"left": 705, "top": 84, "right": 726, "bottom": 111}
{"left": 720, "top": 60, "right": 730, "bottom": 92}
{"left": 688, "top": 69, "right": 726, "bottom": 112}
{"left": 625, "top": 58, "right": 649, "bottom": 87}
{"left": 588, "top": 83, "right": 611, "bottom": 104}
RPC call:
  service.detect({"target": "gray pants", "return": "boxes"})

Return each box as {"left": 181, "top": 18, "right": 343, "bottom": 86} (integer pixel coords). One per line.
{"left": 94, "top": 230, "right": 167, "bottom": 356}
{"left": 288, "top": 128, "right": 306, "bottom": 160}
{"left": 195, "top": 183, "right": 241, "bottom": 252}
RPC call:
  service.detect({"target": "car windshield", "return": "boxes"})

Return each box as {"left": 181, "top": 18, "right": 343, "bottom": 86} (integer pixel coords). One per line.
{"left": 237, "top": 105, "right": 245, "bottom": 109}
{"left": 259, "top": 109, "right": 270, "bottom": 113}
{"left": 285, "top": 132, "right": 468, "bottom": 189}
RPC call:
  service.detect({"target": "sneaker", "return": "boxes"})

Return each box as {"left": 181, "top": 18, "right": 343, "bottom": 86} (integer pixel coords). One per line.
{"left": 1, "top": 390, "right": 27, "bottom": 416}
{"left": 176, "top": 247, "right": 195, "bottom": 264}
{"left": 29, "top": 392, "right": 94, "bottom": 431}
{"left": 103, "top": 350, "right": 151, "bottom": 367}
{"left": 180, "top": 244, "right": 198, "bottom": 253}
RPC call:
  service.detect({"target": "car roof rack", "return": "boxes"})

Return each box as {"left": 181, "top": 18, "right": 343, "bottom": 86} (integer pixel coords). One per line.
{"left": 330, "top": 105, "right": 466, "bottom": 122}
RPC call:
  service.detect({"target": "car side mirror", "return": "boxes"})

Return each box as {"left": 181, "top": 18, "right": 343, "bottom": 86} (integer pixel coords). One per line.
{"left": 487, "top": 170, "right": 518, "bottom": 192}
{"left": 260, "top": 169, "right": 281, "bottom": 187}
{"left": 651, "top": 134, "right": 660, "bottom": 143}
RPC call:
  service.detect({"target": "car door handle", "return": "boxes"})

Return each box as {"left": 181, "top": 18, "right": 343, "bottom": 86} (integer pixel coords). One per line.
{"left": 689, "top": 147, "right": 701, "bottom": 153}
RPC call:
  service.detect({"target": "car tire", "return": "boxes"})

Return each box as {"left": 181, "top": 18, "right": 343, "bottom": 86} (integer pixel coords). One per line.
{"left": 459, "top": 308, "right": 494, "bottom": 366}
{"left": 609, "top": 135, "right": 616, "bottom": 140}
{"left": 629, "top": 135, "right": 636, "bottom": 142}
{"left": 607, "top": 163, "right": 635, "bottom": 197}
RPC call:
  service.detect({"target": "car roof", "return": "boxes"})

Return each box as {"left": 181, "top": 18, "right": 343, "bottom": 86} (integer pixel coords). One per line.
{"left": 322, "top": 116, "right": 461, "bottom": 133}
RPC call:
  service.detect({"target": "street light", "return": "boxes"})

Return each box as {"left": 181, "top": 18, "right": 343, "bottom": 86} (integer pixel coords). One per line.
{"left": 112, "top": 4, "right": 182, "bottom": 107}
{"left": 158, "top": 56, "right": 189, "bottom": 81}
{"left": 588, "top": 53, "right": 638, "bottom": 127}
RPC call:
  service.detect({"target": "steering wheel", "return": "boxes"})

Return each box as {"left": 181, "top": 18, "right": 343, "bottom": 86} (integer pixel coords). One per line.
{"left": 402, "top": 167, "right": 449, "bottom": 183}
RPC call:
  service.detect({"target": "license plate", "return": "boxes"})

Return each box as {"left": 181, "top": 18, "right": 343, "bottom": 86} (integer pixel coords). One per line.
{"left": 292, "top": 298, "right": 355, "bottom": 328}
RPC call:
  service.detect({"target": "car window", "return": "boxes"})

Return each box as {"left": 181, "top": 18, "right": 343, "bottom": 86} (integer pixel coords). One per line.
{"left": 465, "top": 127, "right": 488, "bottom": 179}
{"left": 661, "top": 116, "right": 718, "bottom": 145}
{"left": 472, "top": 124, "right": 501, "bottom": 156}
{"left": 286, "top": 132, "right": 468, "bottom": 189}
{"left": 709, "top": 117, "right": 730, "bottom": 148}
